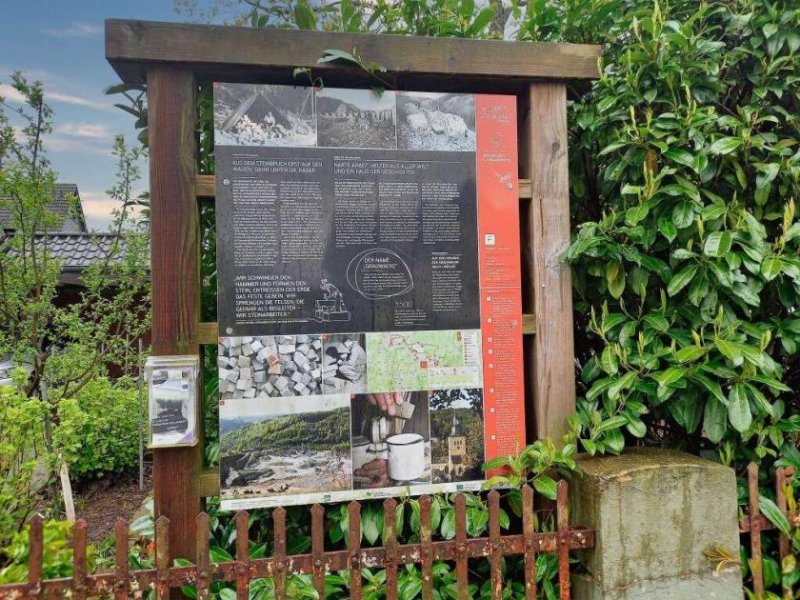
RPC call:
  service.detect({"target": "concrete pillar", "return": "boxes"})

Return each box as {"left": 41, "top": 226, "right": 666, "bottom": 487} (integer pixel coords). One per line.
{"left": 570, "top": 448, "right": 743, "bottom": 599}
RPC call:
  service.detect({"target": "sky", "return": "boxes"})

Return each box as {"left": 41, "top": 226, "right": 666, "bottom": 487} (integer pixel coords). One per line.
{"left": 0, "top": 1, "right": 185, "bottom": 231}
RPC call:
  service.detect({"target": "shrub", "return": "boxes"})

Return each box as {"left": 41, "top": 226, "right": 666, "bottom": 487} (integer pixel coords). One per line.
{"left": 0, "top": 385, "right": 47, "bottom": 545}
{"left": 0, "top": 520, "right": 96, "bottom": 583}
{"left": 53, "top": 377, "right": 142, "bottom": 480}
{"left": 555, "top": 0, "right": 800, "bottom": 461}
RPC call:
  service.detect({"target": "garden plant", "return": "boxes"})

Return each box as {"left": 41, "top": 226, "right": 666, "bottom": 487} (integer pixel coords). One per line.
{"left": 0, "top": 76, "right": 150, "bottom": 549}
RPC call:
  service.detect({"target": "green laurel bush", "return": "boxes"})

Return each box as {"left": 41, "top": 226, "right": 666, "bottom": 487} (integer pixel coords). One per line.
{"left": 547, "top": 0, "right": 800, "bottom": 461}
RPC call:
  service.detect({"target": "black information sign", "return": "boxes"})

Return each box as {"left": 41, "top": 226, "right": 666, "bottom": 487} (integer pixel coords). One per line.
{"left": 216, "top": 147, "right": 479, "bottom": 335}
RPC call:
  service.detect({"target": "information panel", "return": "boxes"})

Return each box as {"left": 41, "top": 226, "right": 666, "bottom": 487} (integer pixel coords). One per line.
{"left": 215, "top": 83, "right": 524, "bottom": 510}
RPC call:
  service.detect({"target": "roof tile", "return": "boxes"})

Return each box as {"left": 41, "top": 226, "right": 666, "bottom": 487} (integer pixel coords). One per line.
{"left": 5, "top": 233, "right": 132, "bottom": 270}
{"left": 0, "top": 183, "right": 87, "bottom": 233}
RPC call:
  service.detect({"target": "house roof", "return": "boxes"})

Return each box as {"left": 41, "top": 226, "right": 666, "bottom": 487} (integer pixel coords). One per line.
{"left": 37, "top": 233, "right": 124, "bottom": 270}
{"left": 0, "top": 183, "right": 88, "bottom": 233}
{"left": 4, "top": 233, "right": 130, "bottom": 285}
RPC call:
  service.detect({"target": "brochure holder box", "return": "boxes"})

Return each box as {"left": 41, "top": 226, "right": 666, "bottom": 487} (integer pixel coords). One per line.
{"left": 145, "top": 355, "right": 200, "bottom": 448}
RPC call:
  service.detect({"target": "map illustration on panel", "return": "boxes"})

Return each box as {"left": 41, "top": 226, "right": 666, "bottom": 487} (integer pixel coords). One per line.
{"left": 365, "top": 330, "right": 482, "bottom": 393}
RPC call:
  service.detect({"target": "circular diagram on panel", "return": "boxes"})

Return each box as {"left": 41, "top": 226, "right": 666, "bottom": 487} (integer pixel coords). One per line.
{"left": 346, "top": 248, "right": 414, "bottom": 300}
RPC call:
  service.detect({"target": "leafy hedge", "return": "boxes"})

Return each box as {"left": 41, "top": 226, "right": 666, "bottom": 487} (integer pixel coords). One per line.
{"left": 0, "top": 386, "right": 47, "bottom": 544}
{"left": 554, "top": 0, "right": 800, "bottom": 462}
{"left": 52, "top": 378, "right": 141, "bottom": 480}
{"left": 0, "top": 377, "right": 140, "bottom": 547}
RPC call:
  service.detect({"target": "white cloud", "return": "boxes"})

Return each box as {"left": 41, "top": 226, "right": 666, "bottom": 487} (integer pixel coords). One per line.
{"left": 0, "top": 82, "right": 114, "bottom": 112}
{"left": 10, "top": 119, "right": 114, "bottom": 156}
{"left": 80, "top": 190, "right": 145, "bottom": 232}
{"left": 46, "top": 135, "right": 110, "bottom": 156}
{"left": 0, "top": 83, "right": 26, "bottom": 103}
{"left": 56, "top": 122, "right": 114, "bottom": 140}
{"left": 42, "top": 22, "right": 102, "bottom": 38}
{"left": 48, "top": 91, "right": 115, "bottom": 112}
{"left": 79, "top": 191, "right": 117, "bottom": 230}
{"left": 10, "top": 120, "right": 113, "bottom": 157}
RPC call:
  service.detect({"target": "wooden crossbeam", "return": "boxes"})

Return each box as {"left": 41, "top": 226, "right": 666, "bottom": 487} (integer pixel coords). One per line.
{"left": 106, "top": 20, "right": 601, "bottom": 88}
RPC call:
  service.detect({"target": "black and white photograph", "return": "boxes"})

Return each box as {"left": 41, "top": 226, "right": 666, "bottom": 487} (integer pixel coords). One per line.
{"left": 214, "top": 83, "right": 317, "bottom": 147}
{"left": 218, "top": 335, "right": 323, "bottom": 399}
{"left": 220, "top": 395, "right": 352, "bottom": 501}
{"left": 350, "top": 391, "right": 431, "bottom": 489}
{"left": 396, "top": 92, "right": 476, "bottom": 151}
{"left": 316, "top": 88, "right": 397, "bottom": 149}
{"left": 429, "top": 388, "right": 484, "bottom": 483}
{"left": 322, "top": 333, "right": 367, "bottom": 394}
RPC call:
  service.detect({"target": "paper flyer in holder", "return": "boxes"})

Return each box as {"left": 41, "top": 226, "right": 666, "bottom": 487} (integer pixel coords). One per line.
{"left": 145, "top": 356, "right": 200, "bottom": 448}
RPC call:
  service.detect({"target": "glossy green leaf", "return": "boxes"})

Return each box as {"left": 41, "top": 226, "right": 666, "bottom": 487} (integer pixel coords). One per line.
{"left": 440, "top": 509, "right": 456, "bottom": 540}
{"left": 703, "top": 231, "right": 732, "bottom": 257}
{"left": 652, "top": 366, "right": 686, "bottom": 388}
{"left": 606, "top": 261, "right": 626, "bottom": 299}
{"left": 709, "top": 137, "right": 742, "bottom": 155}
{"left": 667, "top": 264, "right": 699, "bottom": 296}
{"left": 608, "top": 371, "right": 638, "bottom": 400}
{"left": 532, "top": 475, "right": 558, "bottom": 500}
{"left": 625, "top": 204, "right": 649, "bottom": 225}
{"left": 600, "top": 345, "right": 619, "bottom": 375}
{"left": 759, "top": 496, "right": 790, "bottom": 536}
{"left": 663, "top": 148, "right": 696, "bottom": 169}
{"left": 761, "top": 256, "right": 784, "bottom": 281}
{"left": 673, "top": 201, "right": 695, "bottom": 228}
{"left": 675, "top": 345, "right": 705, "bottom": 362}
{"left": 728, "top": 383, "right": 752, "bottom": 432}
{"left": 604, "top": 428, "right": 626, "bottom": 453}
{"left": 703, "top": 398, "right": 727, "bottom": 443}
{"left": 659, "top": 218, "right": 678, "bottom": 242}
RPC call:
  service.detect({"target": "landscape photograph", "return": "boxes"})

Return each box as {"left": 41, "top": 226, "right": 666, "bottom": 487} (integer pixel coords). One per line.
{"left": 219, "top": 395, "right": 352, "bottom": 501}
{"left": 316, "top": 88, "right": 397, "bottom": 149}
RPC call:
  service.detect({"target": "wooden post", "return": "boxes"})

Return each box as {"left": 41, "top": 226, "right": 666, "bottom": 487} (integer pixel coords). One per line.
{"left": 147, "top": 65, "right": 202, "bottom": 591}
{"left": 523, "top": 83, "right": 576, "bottom": 443}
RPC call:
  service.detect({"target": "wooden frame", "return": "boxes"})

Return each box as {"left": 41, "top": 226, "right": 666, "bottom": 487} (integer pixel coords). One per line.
{"left": 106, "top": 19, "right": 601, "bottom": 580}
{"left": 106, "top": 20, "right": 600, "bottom": 88}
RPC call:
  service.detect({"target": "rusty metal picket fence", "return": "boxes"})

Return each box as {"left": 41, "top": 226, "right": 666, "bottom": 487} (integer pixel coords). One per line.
{"left": 0, "top": 482, "right": 595, "bottom": 600}
{"left": 739, "top": 462, "right": 798, "bottom": 597}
